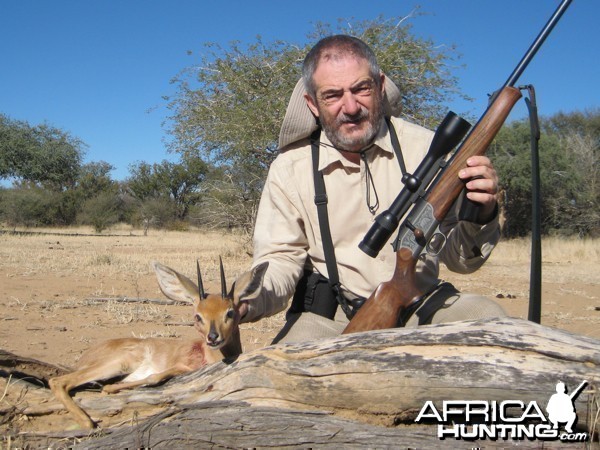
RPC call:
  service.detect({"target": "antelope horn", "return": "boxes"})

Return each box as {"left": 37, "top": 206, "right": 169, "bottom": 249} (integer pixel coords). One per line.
{"left": 196, "top": 259, "right": 206, "bottom": 299}
{"left": 219, "top": 256, "right": 227, "bottom": 298}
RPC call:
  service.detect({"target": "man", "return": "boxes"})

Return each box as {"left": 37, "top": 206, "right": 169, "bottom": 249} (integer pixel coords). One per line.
{"left": 241, "top": 35, "right": 505, "bottom": 343}
{"left": 546, "top": 382, "right": 577, "bottom": 433}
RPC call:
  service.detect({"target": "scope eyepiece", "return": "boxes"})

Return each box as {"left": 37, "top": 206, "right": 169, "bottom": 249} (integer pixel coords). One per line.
{"left": 358, "top": 211, "right": 399, "bottom": 257}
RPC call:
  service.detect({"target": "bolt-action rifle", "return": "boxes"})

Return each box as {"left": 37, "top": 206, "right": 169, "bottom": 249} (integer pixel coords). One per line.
{"left": 343, "top": 0, "right": 573, "bottom": 334}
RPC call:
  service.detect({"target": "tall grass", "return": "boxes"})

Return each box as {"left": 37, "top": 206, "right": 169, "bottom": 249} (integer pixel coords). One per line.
{"left": 491, "top": 236, "right": 600, "bottom": 264}
{"left": 0, "top": 226, "right": 253, "bottom": 284}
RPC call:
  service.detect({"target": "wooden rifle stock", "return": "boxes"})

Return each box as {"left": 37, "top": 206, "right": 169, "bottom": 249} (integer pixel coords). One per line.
{"left": 427, "top": 87, "right": 522, "bottom": 220}
{"left": 343, "top": 87, "right": 522, "bottom": 334}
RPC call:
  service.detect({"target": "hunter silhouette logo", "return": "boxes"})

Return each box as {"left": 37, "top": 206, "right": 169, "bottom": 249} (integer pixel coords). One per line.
{"left": 546, "top": 380, "right": 587, "bottom": 433}
{"left": 415, "top": 380, "right": 589, "bottom": 442}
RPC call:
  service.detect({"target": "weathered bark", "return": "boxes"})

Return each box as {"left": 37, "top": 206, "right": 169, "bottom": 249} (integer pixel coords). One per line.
{"left": 15, "top": 401, "right": 579, "bottom": 450}
{"left": 5, "top": 318, "right": 600, "bottom": 448}
{"left": 70, "top": 401, "right": 582, "bottom": 450}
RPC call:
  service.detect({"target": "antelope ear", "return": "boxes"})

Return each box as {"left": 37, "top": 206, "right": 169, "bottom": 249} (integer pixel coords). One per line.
{"left": 150, "top": 261, "right": 199, "bottom": 304}
{"left": 230, "top": 262, "right": 269, "bottom": 306}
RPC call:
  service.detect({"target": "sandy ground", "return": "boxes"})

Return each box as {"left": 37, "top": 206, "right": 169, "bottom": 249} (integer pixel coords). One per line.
{"left": 0, "top": 229, "right": 598, "bottom": 440}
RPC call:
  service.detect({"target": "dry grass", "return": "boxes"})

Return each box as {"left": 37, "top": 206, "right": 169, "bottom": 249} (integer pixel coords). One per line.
{"left": 490, "top": 235, "right": 600, "bottom": 264}
{"left": 0, "top": 225, "right": 253, "bottom": 286}
{"left": 3, "top": 224, "right": 597, "bottom": 275}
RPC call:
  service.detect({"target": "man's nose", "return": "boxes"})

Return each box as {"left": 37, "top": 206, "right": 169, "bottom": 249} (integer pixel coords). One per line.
{"left": 340, "top": 91, "right": 361, "bottom": 115}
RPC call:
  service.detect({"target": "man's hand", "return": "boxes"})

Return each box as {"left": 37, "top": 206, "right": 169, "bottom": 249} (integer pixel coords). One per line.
{"left": 458, "top": 155, "right": 499, "bottom": 223}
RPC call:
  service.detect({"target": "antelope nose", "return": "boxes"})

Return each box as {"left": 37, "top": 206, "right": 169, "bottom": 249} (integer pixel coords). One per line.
{"left": 207, "top": 331, "right": 219, "bottom": 343}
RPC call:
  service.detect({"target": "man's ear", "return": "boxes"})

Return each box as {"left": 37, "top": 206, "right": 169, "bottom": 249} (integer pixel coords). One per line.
{"left": 379, "top": 73, "right": 386, "bottom": 97}
{"left": 304, "top": 93, "right": 320, "bottom": 118}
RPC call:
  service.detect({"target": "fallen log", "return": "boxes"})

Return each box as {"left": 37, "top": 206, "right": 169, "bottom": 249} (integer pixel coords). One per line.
{"left": 5, "top": 317, "right": 600, "bottom": 447}
{"left": 0, "top": 349, "right": 68, "bottom": 385}
{"left": 69, "top": 401, "right": 573, "bottom": 450}
{"left": 85, "top": 296, "right": 188, "bottom": 306}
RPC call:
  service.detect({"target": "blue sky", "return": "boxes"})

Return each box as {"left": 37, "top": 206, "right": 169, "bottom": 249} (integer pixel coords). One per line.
{"left": 1, "top": 0, "right": 597, "bottom": 181}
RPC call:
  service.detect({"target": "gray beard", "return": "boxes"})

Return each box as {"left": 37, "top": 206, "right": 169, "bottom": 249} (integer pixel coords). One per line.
{"left": 321, "top": 105, "right": 383, "bottom": 152}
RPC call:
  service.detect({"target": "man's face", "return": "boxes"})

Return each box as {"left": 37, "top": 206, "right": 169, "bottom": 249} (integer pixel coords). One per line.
{"left": 305, "top": 55, "right": 385, "bottom": 152}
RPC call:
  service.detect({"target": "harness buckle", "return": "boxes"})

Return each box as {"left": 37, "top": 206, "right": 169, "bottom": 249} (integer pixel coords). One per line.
{"left": 314, "top": 194, "right": 328, "bottom": 206}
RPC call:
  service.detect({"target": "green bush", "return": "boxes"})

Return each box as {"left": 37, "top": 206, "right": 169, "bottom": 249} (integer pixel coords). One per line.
{"left": 0, "top": 186, "right": 63, "bottom": 227}
{"left": 77, "top": 192, "right": 121, "bottom": 233}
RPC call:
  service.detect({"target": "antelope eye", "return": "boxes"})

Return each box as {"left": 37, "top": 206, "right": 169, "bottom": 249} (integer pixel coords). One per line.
{"left": 194, "top": 314, "right": 204, "bottom": 324}
{"left": 226, "top": 309, "right": 235, "bottom": 320}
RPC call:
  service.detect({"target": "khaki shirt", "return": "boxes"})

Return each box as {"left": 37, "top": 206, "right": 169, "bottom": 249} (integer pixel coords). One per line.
{"left": 246, "top": 116, "right": 500, "bottom": 322}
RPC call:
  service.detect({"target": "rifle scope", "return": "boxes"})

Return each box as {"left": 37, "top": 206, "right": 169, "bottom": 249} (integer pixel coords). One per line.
{"left": 359, "top": 111, "right": 471, "bottom": 258}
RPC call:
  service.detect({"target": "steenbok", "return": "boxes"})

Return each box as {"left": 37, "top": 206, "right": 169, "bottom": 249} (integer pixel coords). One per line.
{"left": 49, "top": 258, "right": 268, "bottom": 429}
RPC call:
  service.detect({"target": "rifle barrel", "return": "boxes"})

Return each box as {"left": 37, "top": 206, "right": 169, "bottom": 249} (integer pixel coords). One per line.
{"left": 503, "top": 0, "right": 573, "bottom": 88}
{"left": 569, "top": 380, "right": 588, "bottom": 400}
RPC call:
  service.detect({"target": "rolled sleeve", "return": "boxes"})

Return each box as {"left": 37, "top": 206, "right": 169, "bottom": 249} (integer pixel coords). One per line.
{"left": 440, "top": 207, "right": 501, "bottom": 274}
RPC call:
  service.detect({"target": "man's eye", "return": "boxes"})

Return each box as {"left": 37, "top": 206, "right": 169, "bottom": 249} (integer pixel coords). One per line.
{"left": 353, "top": 85, "right": 373, "bottom": 96}
{"left": 321, "top": 92, "right": 342, "bottom": 103}
{"left": 195, "top": 314, "right": 204, "bottom": 324}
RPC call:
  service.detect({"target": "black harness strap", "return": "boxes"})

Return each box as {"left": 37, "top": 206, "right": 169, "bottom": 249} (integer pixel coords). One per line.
{"left": 309, "top": 119, "right": 406, "bottom": 320}
{"left": 310, "top": 130, "right": 354, "bottom": 319}
{"left": 387, "top": 118, "right": 407, "bottom": 175}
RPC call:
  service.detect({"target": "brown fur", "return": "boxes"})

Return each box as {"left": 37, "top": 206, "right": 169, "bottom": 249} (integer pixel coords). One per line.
{"left": 49, "top": 260, "right": 268, "bottom": 429}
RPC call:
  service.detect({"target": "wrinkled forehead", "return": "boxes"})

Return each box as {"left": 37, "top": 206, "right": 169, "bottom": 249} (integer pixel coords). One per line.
{"left": 312, "top": 51, "right": 376, "bottom": 89}
{"left": 311, "top": 54, "right": 373, "bottom": 92}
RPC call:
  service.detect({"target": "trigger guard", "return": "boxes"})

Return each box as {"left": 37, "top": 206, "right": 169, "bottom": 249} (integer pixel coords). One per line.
{"left": 426, "top": 232, "right": 446, "bottom": 256}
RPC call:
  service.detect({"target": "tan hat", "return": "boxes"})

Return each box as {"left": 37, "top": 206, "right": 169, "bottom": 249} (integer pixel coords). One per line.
{"left": 278, "top": 74, "right": 402, "bottom": 149}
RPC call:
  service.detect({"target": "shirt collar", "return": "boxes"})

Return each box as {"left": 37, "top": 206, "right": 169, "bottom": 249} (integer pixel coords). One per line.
{"left": 317, "top": 119, "right": 395, "bottom": 171}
